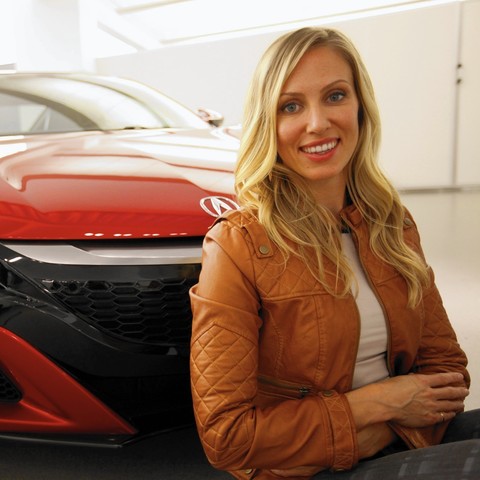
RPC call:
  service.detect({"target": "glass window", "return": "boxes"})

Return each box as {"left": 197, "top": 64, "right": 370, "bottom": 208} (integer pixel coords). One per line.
{"left": 0, "top": 92, "right": 88, "bottom": 135}
{"left": 0, "top": 74, "right": 209, "bottom": 134}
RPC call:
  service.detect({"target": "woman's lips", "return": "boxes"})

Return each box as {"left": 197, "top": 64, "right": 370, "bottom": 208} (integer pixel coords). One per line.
{"left": 300, "top": 139, "right": 338, "bottom": 154}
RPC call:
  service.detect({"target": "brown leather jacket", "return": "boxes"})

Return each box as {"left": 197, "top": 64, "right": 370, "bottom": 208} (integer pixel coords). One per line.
{"left": 190, "top": 205, "right": 469, "bottom": 479}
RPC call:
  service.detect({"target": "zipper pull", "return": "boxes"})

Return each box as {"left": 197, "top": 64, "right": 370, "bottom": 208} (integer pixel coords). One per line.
{"left": 299, "top": 386, "right": 310, "bottom": 397}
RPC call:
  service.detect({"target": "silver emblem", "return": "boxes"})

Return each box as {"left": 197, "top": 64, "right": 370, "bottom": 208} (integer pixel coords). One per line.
{"left": 200, "top": 196, "right": 239, "bottom": 217}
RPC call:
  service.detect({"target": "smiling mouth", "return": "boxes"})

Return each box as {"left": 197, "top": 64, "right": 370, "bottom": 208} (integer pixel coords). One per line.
{"left": 301, "top": 140, "right": 338, "bottom": 154}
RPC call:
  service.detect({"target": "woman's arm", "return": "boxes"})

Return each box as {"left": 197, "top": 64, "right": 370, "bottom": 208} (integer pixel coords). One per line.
{"left": 351, "top": 212, "right": 470, "bottom": 450}
{"left": 190, "top": 220, "right": 359, "bottom": 472}
{"left": 345, "top": 370, "right": 468, "bottom": 459}
{"left": 387, "top": 214, "right": 470, "bottom": 447}
{"left": 268, "top": 375, "right": 466, "bottom": 479}
{"left": 346, "top": 371, "right": 467, "bottom": 430}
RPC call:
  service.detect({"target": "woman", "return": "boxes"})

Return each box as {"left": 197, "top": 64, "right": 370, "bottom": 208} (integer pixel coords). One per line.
{"left": 189, "top": 27, "right": 476, "bottom": 479}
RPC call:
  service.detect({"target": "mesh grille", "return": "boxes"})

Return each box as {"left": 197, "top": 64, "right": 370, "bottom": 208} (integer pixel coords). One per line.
{"left": 40, "top": 267, "right": 200, "bottom": 346}
{"left": 0, "top": 370, "right": 22, "bottom": 402}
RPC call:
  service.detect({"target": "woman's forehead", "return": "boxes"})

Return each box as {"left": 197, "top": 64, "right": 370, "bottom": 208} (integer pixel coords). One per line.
{"left": 281, "top": 46, "right": 354, "bottom": 92}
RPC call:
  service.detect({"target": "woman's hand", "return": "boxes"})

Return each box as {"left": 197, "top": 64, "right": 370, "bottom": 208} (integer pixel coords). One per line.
{"left": 347, "top": 372, "right": 468, "bottom": 429}
{"left": 267, "top": 373, "right": 468, "bottom": 477}
{"left": 379, "top": 372, "right": 468, "bottom": 427}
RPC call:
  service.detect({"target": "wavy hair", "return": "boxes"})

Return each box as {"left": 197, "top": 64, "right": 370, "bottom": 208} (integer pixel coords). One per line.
{"left": 235, "top": 27, "right": 429, "bottom": 306}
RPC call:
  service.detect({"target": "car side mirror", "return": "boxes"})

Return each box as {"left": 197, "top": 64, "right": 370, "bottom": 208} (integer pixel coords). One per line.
{"left": 196, "top": 108, "right": 224, "bottom": 127}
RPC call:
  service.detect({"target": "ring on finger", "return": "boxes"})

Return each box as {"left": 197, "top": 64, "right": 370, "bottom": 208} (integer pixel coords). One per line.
{"left": 440, "top": 412, "right": 445, "bottom": 422}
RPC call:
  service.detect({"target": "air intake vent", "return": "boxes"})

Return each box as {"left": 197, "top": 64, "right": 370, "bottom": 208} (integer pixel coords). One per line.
{"left": 0, "top": 370, "right": 22, "bottom": 402}
{"left": 40, "top": 264, "right": 201, "bottom": 346}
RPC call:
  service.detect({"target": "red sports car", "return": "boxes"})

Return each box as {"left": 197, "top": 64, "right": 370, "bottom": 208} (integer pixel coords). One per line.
{"left": 0, "top": 72, "right": 239, "bottom": 446}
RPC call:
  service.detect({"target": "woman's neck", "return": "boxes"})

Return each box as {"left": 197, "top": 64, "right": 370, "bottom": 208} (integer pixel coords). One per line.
{"left": 309, "top": 178, "right": 347, "bottom": 218}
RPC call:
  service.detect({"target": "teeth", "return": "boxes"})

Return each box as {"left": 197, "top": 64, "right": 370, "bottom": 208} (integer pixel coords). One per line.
{"left": 302, "top": 140, "right": 337, "bottom": 154}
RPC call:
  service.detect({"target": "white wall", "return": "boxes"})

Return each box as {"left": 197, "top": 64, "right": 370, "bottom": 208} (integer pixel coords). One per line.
{"left": 96, "top": 1, "right": 480, "bottom": 190}
{"left": 455, "top": 0, "right": 480, "bottom": 186}
{"left": 0, "top": 0, "right": 16, "bottom": 68}
{"left": 330, "top": 4, "right": 460, "bottom": 189}
{"left": 10, "top": 0, "right": 97, "bottom": 72}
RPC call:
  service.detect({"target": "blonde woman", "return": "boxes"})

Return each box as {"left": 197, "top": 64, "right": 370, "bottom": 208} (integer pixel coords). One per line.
{"left": 190, "top": 27, "right": 477, "bottom": 479}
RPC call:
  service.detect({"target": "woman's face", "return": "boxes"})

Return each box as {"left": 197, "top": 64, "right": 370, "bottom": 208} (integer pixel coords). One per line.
{"left": 276, "top": 46, "right": 360, "bottom": 204}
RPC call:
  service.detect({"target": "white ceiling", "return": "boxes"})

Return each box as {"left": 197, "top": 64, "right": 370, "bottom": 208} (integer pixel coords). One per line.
{"left": 101, "top": 0, "right": 424, "bottom": 53}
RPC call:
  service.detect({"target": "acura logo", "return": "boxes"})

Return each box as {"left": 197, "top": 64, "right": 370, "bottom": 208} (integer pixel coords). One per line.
{"left": 200, "top": 196, "right": 239, "bottom": 217}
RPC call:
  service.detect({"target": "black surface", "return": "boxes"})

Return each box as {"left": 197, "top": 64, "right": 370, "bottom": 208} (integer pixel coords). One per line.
{"left": 0, "top": 427, "right": 229, "bottom": 479}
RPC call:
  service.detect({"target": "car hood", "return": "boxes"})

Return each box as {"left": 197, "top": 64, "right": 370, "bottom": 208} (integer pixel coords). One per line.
{"left": 0, "top": 128, "right": 239, "bottom": 240}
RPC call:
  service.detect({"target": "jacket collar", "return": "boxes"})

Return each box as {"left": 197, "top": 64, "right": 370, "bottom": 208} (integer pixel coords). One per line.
{"left": 340, "top": 203, "right": 363, "bottom": 229}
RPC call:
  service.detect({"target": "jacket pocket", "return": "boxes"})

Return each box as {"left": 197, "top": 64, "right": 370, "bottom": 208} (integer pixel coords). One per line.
{"left": 257, "top": 375, "right": 313, "bottom": 401}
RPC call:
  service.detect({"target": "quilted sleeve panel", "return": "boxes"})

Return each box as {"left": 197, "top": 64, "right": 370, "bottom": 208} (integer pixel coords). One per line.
{"left": 190, "top": 218, "right": 359, "bottom": 472}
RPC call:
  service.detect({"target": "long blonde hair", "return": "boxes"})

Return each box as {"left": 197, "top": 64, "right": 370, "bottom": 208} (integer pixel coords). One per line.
{"left": 235, "top": 27, "right": 429, "bottom": 306}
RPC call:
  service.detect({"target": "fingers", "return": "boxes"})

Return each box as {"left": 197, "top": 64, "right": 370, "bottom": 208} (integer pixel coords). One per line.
{"left": 419, "top": 372, "right": 465, "bottom": 388}
{"left": 431, "top": 390, "right": 466, "bottom": 425}
{"left": 441, "top": 399, "right": 467, "bottom": 411}
{"left": 424, "top": 386, "right": 468, "bottom": 421}
{"left": 381, "top": 373, "right": 468, "bottom": 428}
{"left": 437, "top": 410, "right": 457, "bottom": 423}
{"left": 435, "top": 397, "right": 467, "bottom": 413}
{"left": 412, "top": 373, "right": 469, "bottom": 404}
{"left": 435, "top": 385, "right": 469, "bottom": 401}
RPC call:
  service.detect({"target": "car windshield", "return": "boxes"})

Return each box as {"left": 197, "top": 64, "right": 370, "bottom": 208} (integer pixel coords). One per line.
{"left": 0, "top": 74, "right": 209, "bottom": 135}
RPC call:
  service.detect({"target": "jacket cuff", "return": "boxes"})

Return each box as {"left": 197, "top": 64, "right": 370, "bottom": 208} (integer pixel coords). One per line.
{"left": 387, "top": 421, "right": 448, "bottom": 449}
{"left": 320, "top": 390, "right": 359, "bottom": 471}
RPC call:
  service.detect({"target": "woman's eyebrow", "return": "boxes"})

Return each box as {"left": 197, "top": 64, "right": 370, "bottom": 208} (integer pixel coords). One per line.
{"left": 279, "top": 79, "right": 351, "bottom": 98}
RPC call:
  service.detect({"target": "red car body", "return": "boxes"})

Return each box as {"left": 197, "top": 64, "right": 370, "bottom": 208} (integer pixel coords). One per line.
{"left": 1, "top": 129, "right": 236, "bottom": 239}
{"left": 0, "top": 73, "right": 238, "bottom": 445}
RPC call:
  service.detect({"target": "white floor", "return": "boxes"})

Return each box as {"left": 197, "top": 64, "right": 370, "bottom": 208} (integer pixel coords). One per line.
{"left": 400, "top": 189, "right": 480, "bottom": 411}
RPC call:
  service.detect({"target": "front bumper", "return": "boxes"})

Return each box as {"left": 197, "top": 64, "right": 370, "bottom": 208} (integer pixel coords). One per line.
{"left": 0, "top": 239, "right": 202, "bottom": 441}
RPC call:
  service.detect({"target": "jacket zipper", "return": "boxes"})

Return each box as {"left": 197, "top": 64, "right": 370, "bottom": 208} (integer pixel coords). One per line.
{"left": 348, "top": 296, "right": 362, "bottom": 389}
{"left": 257, "top": 375, "right": 312, "bottom": 398}
{"left": 341, "top": 217, "right": 394, "bottom": 380}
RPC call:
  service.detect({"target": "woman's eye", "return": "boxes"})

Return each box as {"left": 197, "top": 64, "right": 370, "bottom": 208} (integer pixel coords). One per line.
{"left": 328, "top": 91, "right": 346, "bottom": 103}
{"left": 281, "top": 102, "right": 300, "bottom": 113}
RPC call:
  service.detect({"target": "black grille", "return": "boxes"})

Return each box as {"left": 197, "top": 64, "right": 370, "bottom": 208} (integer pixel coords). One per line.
{"left": 38, "top": 264, "right": 201, "bottom": 346}
{"left": 0, "top": 370, "right": 22, "bottom": 402}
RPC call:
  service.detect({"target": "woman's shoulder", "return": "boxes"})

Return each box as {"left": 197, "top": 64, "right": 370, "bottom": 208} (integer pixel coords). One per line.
{"left": 207, "top": 209, "right": 275, "bottom": 258}
{"left": 209, "top": 208, "right": 261, "bottom": 233}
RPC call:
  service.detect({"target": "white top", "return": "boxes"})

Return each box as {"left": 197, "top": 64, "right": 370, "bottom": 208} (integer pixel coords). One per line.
{"left": 341, "top": 233, "right": 390, "bottom": 389}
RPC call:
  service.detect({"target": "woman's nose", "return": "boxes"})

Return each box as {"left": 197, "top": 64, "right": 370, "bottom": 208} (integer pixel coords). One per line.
{"left": 306, "top": 107, "right": 330, "bottom": 133}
